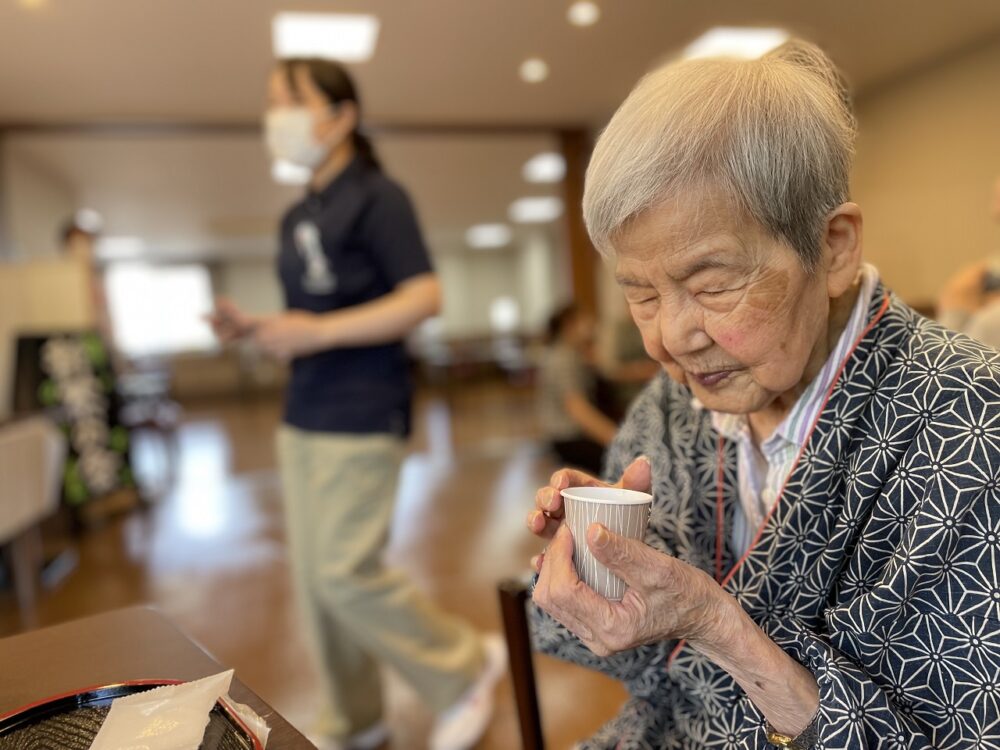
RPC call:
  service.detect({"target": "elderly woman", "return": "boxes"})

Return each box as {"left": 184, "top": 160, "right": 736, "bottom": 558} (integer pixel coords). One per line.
{"left": 527, "top": 39, "right": 1000, "bottom": 749}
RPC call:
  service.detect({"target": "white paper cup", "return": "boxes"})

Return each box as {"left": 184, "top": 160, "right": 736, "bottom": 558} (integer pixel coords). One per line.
{"left": 561, "top": 486, "right": 653, "bottom": 600}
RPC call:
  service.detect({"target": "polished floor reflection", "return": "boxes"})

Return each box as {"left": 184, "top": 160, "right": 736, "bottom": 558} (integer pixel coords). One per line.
{"left": 0, "top": 381, "right": 625, "bottom": 749}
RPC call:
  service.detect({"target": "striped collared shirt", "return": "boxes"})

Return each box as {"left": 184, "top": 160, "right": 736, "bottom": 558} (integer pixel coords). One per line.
{"left": 710, "top": 264, "right": 881, "bottom": 557}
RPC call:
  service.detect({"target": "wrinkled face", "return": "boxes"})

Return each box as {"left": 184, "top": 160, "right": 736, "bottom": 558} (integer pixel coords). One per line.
{"left": 615, "top": 187, "right": 831, "bottom": 415}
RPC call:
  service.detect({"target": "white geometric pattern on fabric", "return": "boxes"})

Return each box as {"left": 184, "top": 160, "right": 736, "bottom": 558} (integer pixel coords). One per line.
{"left": 530, "top": 284, "right": 1000, "bottom": 749}
{"left": 713, "top": 264, "right": 881, "bottom": 558}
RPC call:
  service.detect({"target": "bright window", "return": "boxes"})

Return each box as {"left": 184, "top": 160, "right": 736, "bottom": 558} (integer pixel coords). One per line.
{"left": 104, "top": 263, "right": 217, "bottom": 358}
{"left": 489, "top": 296, "right": 521, "bottom": 333}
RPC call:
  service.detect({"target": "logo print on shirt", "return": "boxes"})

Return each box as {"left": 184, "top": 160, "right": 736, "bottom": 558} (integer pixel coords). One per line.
{"left": 294, "top": 220, "right": 336, "bottom": 294}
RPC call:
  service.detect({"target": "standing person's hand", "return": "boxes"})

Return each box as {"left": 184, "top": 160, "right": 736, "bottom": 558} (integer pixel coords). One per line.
{"left": 253, "top": 311, "right": 328, "bottom": 361}
{"left": 206, "top": 297, "right": 260, "bottom": 343}
{"left": 526, "top": 456, "right": 651, "bottom": 549}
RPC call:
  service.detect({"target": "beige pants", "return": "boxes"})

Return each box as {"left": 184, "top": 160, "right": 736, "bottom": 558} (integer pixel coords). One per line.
{"left": 277, "top": 425, "right": 483, "bottom": 739}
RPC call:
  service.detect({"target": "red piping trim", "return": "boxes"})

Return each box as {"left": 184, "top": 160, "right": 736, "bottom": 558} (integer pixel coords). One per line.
{"left": 668, "top": 292, "right": 890, "bottom": 668}
{"left": 0, "top": 679, "right": 176, "bottom": 722}
{"left": 714, "top": 432, "right": 725, "bottom": 584}
{"left": 0, "top": 678, "right": 264, "bottom": 750}
{"left": 217, "top": 695, "right": 265, "bottom": 749}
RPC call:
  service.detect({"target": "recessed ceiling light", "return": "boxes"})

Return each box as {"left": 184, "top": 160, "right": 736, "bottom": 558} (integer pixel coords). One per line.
{"left": 272, "top": 12, "right": 380, "bottom": 62}
{"left": 466, "top": 224, "right": 512, "bottom": 249}
{"left": 522, "top": 152, "right": 566, "bottom": 183}
{"left": 683, "top": 27, "right": 789, "bottom": 60}
{"left": 271, "top": 159, "right": 312, "bottom": 186}
{"left": 519, "top": 58, "right": 549, "bottom": 84}
{"left": 509, "top": 197, "right": 564, "bottom": 224}
{"left": 567, "top": 1, "right": 600, "bottom": 26}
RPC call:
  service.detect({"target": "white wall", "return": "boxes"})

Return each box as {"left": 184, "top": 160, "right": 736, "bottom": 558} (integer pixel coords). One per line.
{"left": 853, "top": 38, "right": 1000, "bottom": 305}
{"left": 436, "top": 251, "right": 520, "bottom": 338}
{"left": 431, "top": 230, "right": 565, "bottom": 340}
{"left": 0, "top": 146, "right": 77, "bottom": 260}
{"left": 517, "top": 229, "right": 566, "bottom": 335}
{"left": 214, "top": 257, "right": 284, "bottom": 316}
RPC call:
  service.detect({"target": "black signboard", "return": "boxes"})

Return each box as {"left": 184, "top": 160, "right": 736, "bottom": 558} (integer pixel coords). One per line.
{"left": 12, "top": 332, "right": 135, "bottom": 508}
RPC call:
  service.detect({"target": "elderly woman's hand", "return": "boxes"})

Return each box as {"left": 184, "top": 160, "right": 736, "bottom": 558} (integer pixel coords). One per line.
{"left": 526, "top": 456, "right": 651, "bottom": 542}
{"left": 532, "top": 522, "right": 734, "bottom": 657}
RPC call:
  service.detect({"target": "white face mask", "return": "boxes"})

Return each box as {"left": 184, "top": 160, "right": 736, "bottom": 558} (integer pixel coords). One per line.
{"left": 264, "top": 107, "right": 331, "bottom": 169}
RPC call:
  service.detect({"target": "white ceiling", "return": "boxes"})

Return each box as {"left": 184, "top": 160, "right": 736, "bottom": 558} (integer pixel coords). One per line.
{"left": 6, "top": 130, "right": 559, "bottom": 257}
{"left": 2, "top": 0, "right": 1000, "bottom": 261}
{"left": 2, "top": 0, "right": 1000, "bottom": 124}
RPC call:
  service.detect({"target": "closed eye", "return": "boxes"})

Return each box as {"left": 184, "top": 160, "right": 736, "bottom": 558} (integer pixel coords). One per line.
{"left": 698, "top": 286, "right": 743, "bottom": 298}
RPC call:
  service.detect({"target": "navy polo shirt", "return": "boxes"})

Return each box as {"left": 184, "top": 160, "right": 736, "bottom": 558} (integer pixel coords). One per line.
{"left": 277, "top": 157, "right": 433, "bottom": 436}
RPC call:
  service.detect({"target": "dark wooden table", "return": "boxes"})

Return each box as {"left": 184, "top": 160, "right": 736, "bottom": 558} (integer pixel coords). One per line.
{"left": 0, "top": 606, "right": 315, "bottom": 749}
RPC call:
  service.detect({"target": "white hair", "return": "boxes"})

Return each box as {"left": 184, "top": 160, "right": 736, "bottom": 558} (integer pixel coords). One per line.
{"left": 583, "top": 39, "right": 856, "bottom": 268}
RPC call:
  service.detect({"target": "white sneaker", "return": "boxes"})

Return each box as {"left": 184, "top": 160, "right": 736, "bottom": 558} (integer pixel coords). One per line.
{"left": 310, "top": 721, "right": 390, "bottom": 750}
{"left": 428, "top": 633, "right": 507, "bottom": 750}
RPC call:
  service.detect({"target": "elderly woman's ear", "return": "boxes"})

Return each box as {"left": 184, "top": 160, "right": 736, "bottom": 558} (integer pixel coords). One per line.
{"left": 823, "top": 202, "right": 864, "bottom": 298}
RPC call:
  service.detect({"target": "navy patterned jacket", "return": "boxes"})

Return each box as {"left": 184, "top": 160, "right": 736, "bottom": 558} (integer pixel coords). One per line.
{"left": 531, "top": 285, "right": 1000, "bottom": 749}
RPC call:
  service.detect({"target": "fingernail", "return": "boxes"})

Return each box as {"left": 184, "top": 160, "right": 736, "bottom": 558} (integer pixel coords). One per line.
{"left": 541, "top": 493, "right": 553, "bottom": 510}
{"left": 638, "top": 455, "right": 650, "bottom": 466}
{"left": 590, "top": 524, "right": 609, "bottom": 548}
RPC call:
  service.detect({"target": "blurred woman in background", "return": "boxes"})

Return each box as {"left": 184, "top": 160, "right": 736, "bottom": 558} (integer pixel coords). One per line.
{"left": 209, "top": 58, "right": 503, "bottom": 750}
{"left": 539, "top": 304, "right": 617, "bottom": 475}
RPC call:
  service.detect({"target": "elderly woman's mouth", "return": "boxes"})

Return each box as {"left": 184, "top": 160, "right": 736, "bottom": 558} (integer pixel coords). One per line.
{"left": 689, "top": 369, "right": 738, "bottom": 387}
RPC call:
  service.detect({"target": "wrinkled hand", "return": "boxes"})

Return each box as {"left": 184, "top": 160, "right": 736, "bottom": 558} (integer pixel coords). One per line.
{"left": 253, "top": 311, "right": 328, "bottom": 361}
{"left": 206, "top": 296, "right": 259, "bottom": 343}
{"left": 532, "top": 523, "right": 735, "bottom": 658}
{"left": 526, "top": 456, "right": 651, "bottom": 548}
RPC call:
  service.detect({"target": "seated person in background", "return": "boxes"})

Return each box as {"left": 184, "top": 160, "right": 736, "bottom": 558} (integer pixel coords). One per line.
{"left": 527, "top": 38, "right": 1000, "bottom": 749}
{"left": 937, "top": 177, "right": 1000, "bottom": 349}
{"left": 938, "top": 257, "right": 1000, "bottom": 349}
{"left": 539, "top": 305, "right": 617, "bottom": 475}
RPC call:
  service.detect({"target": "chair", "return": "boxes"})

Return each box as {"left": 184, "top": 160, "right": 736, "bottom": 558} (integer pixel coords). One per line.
{"left": 0, "top": 415, "right": 67, "bottom": 628}
{"left": 497, "top": 577, "right": 545, "bottom": 750}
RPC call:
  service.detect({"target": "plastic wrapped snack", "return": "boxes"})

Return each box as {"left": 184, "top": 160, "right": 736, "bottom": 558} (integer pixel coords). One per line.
{"left": 89, "top": 671, "right": 234, "bottom": 750}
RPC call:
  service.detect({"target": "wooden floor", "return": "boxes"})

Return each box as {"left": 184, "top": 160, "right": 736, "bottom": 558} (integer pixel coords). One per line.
{"left": 0, "top": 381, "right": 625, "bottom": 749}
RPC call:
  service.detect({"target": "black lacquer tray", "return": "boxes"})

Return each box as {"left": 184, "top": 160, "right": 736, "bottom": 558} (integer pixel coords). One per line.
{"left": 0, "top": 680, "right": 263, "bottom": 750}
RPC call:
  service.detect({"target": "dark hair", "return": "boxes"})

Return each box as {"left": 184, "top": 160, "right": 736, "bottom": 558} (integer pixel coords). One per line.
{"left": 58, "top": 218, "right": 92, "bottom": 249}
{"left": 547, "top": 304, "right": 579, "bottom": 343}
{"left": 278, "top": 57, "right": 381, "bottom": 170}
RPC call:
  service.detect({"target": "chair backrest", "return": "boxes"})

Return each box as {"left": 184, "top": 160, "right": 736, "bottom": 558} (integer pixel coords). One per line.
{"left": 0, "top": 416, "right": 66, "bottom": 542}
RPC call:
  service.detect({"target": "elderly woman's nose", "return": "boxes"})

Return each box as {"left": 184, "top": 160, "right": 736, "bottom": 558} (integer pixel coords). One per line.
{"left": 658, "top": 304, "right": 711, "bottom": 357}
